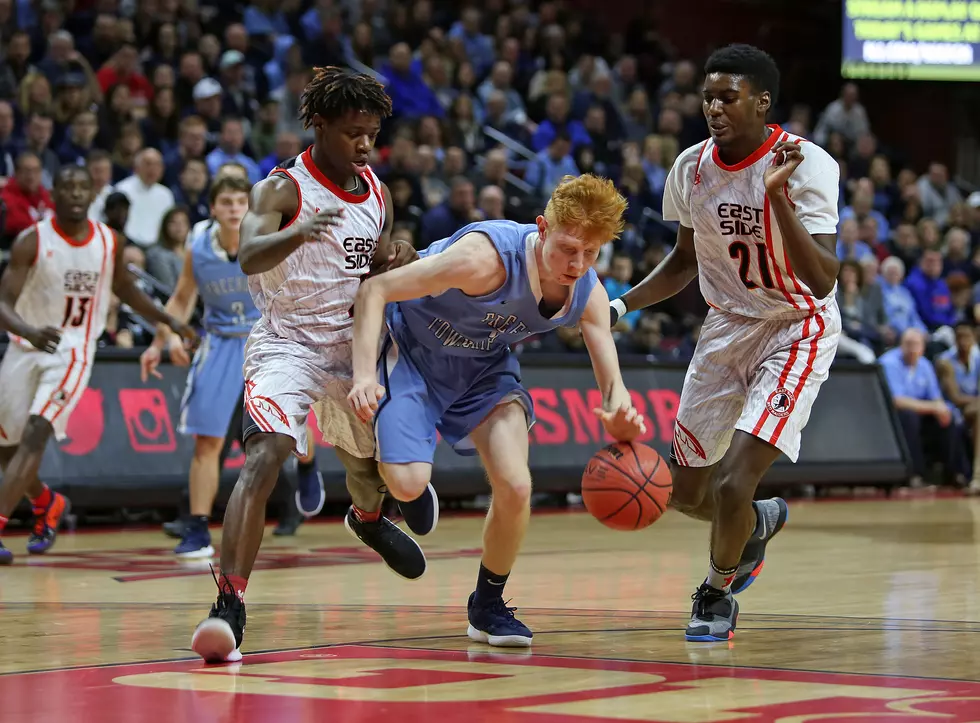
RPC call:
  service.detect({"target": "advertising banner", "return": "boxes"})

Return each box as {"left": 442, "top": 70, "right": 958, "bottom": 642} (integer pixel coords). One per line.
{"left": 34, "top": 356, "right": 908, "bottom": 504}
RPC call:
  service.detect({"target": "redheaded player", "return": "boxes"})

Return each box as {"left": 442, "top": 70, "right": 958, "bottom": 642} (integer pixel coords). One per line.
{"left": 610, "top": 45, "right": 841, "bottom": 641}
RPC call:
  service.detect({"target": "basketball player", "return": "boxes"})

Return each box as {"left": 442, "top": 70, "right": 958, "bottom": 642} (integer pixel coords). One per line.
{"left": 347, "top": 174, "right": 647, "bottom": 647}
{"left": 190, "top": 67, "right": 430, "bottom": 664}
{"left": 609, "top": 44, "right": 842, "bottom": 641}
{"left": 0, "top": 165, "right": 196, "bottom": 563}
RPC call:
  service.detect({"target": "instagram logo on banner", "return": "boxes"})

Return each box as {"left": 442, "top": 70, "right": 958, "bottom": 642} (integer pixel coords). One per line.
{"left": 118, "top": 389, "right": 176, "bottom": 453}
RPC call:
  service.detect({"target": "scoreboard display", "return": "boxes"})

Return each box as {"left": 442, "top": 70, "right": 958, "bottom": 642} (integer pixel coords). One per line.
{"left": 842, "top": 0, "right": 980, "bottom": 80}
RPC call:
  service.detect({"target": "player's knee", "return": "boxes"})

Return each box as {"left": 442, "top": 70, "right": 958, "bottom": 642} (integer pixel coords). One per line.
{"left": 490, "top": 472, "right": 532, "bottom": 514}
{"left": 667, "top": 462, "right": 709, "bottom": 512}
{"left": 379, "top": 462, "right": 431, "bottom": 501}
{"left": 193, "top": 436, "right": 224, "bottom": 461}
{"left": 713, "top": 469, "right": 755, "bottom": 512}
{"left": 240, "top": 434, "right": 293, "bottom": 498}
{"left": 21, "top": 416, "right": 53, "bottom": 453}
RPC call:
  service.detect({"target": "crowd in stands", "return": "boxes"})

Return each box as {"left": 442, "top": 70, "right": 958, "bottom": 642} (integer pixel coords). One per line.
{"left": 0, "top": 0, "right": 976, "bottom": 488}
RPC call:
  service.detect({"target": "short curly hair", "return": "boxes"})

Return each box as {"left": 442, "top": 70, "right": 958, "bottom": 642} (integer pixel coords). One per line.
{"left": 544, "top": 174, "right": 628, "bottom": 244}
{"left": 299, "top": 66, "right": 392, "bottom": 128}
{"left": 704, "top": 43, "right": 780, "bottom": 107}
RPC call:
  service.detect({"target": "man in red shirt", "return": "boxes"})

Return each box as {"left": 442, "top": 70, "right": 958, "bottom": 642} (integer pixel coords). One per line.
{"left": 2, "top": 151, "right": 53, "bottom": 241}
{"left": 95, "top": 44, "right": 153, "bottom": 106}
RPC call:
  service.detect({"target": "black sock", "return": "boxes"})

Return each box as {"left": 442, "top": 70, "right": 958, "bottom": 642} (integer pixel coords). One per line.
{"left": 474, "top": 563, "right": 509, "bottom": 602}
{"left": 297, "top": 458, "right": 315, "bottom": 474}
{"left": 192, "top": 515, "right": 209, "bottom": 530}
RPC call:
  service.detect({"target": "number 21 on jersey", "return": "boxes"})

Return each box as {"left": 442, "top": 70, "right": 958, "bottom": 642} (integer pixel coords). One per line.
{"left": 729, "top": 241, "right": 776, "bottom": 290}
{"left": 62, "top": 296, "right": 92, "bottom": 328}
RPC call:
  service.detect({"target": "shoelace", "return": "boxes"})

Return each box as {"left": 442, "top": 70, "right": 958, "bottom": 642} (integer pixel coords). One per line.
{"left": 209, "top": 564, "right": 237, "bottom": 612}
{"left": 485, "top": 597, "right": 519, "bottom": 620}
{"left": 690, "top": 584, "right": 726, "bottom": 617}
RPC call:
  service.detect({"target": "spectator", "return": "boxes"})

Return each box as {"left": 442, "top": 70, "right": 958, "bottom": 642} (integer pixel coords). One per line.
{"left": 525, "top": 132, "right": 579, "bottom": 198}
{"left": 145, "top": 206, "right": 190, "bottom": 294}
{"left": 836, "top": 217, "right": 873, "bottom": 262}
{"left": 191, "top": 78, "right": 224, "bottom": 142}
{"left": 447, "top": 8, "right": 495, "bottom": 77}
{"left": 947, "top": 272, "right": 974, "bottom": 325}
{"left": 935, "top": 322, "right": 979, "bottom": 431}
{"left": 916, "top": 163, "right": 963, "bottom": 228}
{"left": 251, "top": 99, "right": 281, "bottom": 162}
{"left": 905, "top": 250, "right": 955, "bottom": 332}
{"left": 1, "top": 150, "right": 52, "bottom": 240}
{"left": 206, "top": 117, "right": 260, "bottom": 184}
{"left": 57, "top": 109, "right": 98, "bottom": 166}
{"left": 96, "top": 44, "right": 153, "bottom": 106}
{"left": 165, "top": 115, "right": 209, "bottom": 186}
{"left": 477, "top": 61, "right": 526, "bottom": 120}
{"left": 382, "top": 42, "right": 444, "bottom": 121}
{"left": 22, "top": 113, "right": 58, "bottom": 188}
{"left": 419, "top": 176, "right": 477, "bottom": 249}
{"left": 0, "top": 100, "right": 17, "bottom": 178}
{"left": 604, "top": 253, "right": 641, "bottom": 331}
{"left": 86, "top": 149, "right": 114, "bottom": 223}
{"left": 879, "top": 328, "right": 966, "bottom": 487}
{"left": 115, "top": 148, "right": 175, "bottom": 248}
{"left": 102, "top": 191, "right": 131, "bottom": 244}
{"left": 478, "top": 184, "right": 506, "bottom": 221}
{"left": 172, "top": 158, "right": 210, "bottom": 226}
{"left": 813, "top": 82, "right": 870, "bottom": 146}
{"left": 260, "top": 132, "right": 302, "bottom": 179}
{"left": 840, "top": 185, "right": 888, "bottom": 244}
{"left": 531, "top": 93, "right": 591, "bottom": 153}
{"left": 836, "top": 260, "right": 885, "bottom": 362}
{"left": 880, "top": 256, "right": 928, "bottom": 337}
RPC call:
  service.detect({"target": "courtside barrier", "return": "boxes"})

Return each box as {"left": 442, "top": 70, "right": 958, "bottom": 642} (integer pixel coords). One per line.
{"left": 26, "top": 349, "right": 909, "bottom": 508}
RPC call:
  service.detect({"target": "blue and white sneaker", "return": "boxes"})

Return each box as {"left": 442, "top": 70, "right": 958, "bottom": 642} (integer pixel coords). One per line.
{"left": 731, "top": 498, "right": 789, "bottom": 594}
{"left": 466, "top": 592, "right": 533, "bottom": 647}
{"left": 398, "top": 483, "right": 439, "bottom": 536}
{"left": 0, "top": 540, "right": 12, "bottom": 565}
{"left": 685, "top": 583, "right": 738, "bottom": 642}
{"left": 295, "top": 463, "right": 326, "bottom": 518}
{"left": 175, "top": 521, "right": 214, "bottom": 558}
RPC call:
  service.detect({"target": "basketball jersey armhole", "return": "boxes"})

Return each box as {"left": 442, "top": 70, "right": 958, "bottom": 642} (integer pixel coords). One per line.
{"left": 271, "top": 169, "right": 303, "bottom": 230}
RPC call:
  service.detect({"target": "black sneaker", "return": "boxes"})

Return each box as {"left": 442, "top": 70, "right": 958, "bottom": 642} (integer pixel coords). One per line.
{"left": 685, "top": 583, "right": 738, "bottom": 642}
{"left": 343, "top": 506, "right": 426, "bottom": 580}
{"left": 398, "top": 483, "right": 440, "bottom": 536}
{"left": 466, "top": 592, "right": 533, "bottom": 647}
{"left": 191, "top": 568, "right": 247, "bottom": 663}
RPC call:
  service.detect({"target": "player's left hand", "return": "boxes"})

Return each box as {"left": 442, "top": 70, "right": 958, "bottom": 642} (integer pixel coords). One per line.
{"left": 383, "top": 240, "right": 419, "bottom": 271}
{"left": 170, "top": 320, "right": 199, "bottom": 351}
{"left": 593, "top": 403, "right": 646, "bottom": 442}
{"left": 763, "top": 141, "right": 804, "bottom": 194}
{"left": 348, "top": 379, "right": 386, "bottom": 422}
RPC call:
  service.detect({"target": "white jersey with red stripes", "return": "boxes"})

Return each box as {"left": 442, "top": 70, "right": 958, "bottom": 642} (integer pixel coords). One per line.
{"left": 248, "top": 147, "right": 386, "bottom": 348}
{"left": 10, "top": 218, "right": 116, "bottom": 352}
{"left": 662, "top": 124, "right": 840, "bottom": 320}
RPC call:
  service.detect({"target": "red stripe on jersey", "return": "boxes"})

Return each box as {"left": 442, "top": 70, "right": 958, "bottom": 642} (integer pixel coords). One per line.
{"left": 363, "top": 171, "right": 385, "bottom": 234}
{"left": 763, "top": 194, "right": 800, "bottom": 310}
{"left": 302, "top": 147, "right": 370, "bottom": 204}
{"left": 769, "top": 313, "right": 825, "bottom": 445}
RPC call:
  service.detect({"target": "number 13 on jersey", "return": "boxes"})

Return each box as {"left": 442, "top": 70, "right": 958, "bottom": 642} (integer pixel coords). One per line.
{"left": 62, "top": 296, "right": 92, "bottom": 328}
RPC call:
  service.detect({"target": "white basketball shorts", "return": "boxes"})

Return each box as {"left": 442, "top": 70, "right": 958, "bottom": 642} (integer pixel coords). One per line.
{"left": 672, "top": 305, "right": 841, "bottom": 466}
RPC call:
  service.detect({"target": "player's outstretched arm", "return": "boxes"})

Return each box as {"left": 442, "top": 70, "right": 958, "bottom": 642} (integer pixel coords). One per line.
{"left": 142, "top": 254, "right": 199, "bottom": 378}
{"left": 580, "top": 283, "right": 646, "bottom": 442}
{"left": 347, "top": 233, "right": 501, "bottom": 422}
{"left": 238, "top": 175, "right": 344, "bottom": 275}
{"left": 370, "top": 182, "right": 417, "bottom": 273}
{"left": 764, "top": 141, "right": 839, "bottom": 297}
{"left": 111, "top": 231, "right": 198, "bottom": 347}
{"left": 0, "top": 227, "right": 60, "bottom": 353}
{"left": 612, "top": 224, "right": 698, "bottom": 325}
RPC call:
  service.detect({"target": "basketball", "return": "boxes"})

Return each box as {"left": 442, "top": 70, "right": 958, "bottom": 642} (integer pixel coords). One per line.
{"left": 581, "top": 442, "right": 672, "bottom": 531}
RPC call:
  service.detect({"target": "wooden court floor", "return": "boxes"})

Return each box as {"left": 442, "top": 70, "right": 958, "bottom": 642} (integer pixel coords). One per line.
{"left": 1, "top": 497, "right": 979, "bottom": 722}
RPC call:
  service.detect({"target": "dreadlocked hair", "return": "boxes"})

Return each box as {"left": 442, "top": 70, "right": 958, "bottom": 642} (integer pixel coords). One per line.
{"left": 299, "top": 66, "right": 393, "bottom": 129}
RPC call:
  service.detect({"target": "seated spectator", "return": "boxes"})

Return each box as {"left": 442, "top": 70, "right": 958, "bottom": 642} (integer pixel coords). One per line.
{"left": 172, "top": 158, "right": 211, "bottom": 226}
{"left": 839, "top": 184, "right": 888, "bottom": 244}
{"left": 604, "top": 253, "right": 641, "bottom": 331}
{"left": 478, "top": 185, "right": 505, "bottom": 221}
{"left": 259, "top": 132, "right": 302, "bottom": 179}
{"left": 1, "top": 151, "right": 53, "bottom": 239}
{"left": 103, "top": 191, "right": 131, "bottom": 244}
{"left": 145, "top": 206, "right": 190, "bottom": 294}
{"left": 525, "top": 132, "right": 579, "bottom": 198}
{"left": 837, "top": 217, "right": 873, "bottom": 262}
{"left": 57, "top": 109, "right": 99, "bottom": 166}
{"left": 86, "top": 149, "right": 114, "bottom": 223}
{"left": 206, "top": 117, "right": 260, "bottom": 184}
{"left": 879, "top": 328, "right": 966, "bottom": 487}
{"left": 886, "top": 222, "right": 921, "bottom": 268}
{"left": 381, "top": 42, "right": 444, "bottom": 121}
{"left": 943, "top": 227, "right": 971, "bottom": 278}
{"left": 836, "top": 260, "right": 886, "bottom": 362}
{"left": 418, "top": 176, "right": 478, "bottom": 249}
{"left": 948, "top": 272, "right": 974, "bottom": 325}
{"left": 917, "top": 162, "right": 962, "bottom": 229}
{"left": 905, "top": 250, "right": 955, "bottom": 332}
{"left": 531, "top": 93, "right": 591, "bottom": 153}
{"left": 935, "top": 322, "right": 979, "bottom": 431}
{"left": 880, "top": 256, "right": 928, "bottom": 337}
{"left": 115, "top": 148, "right": 176, "bottom": 247}
{"left": 813, "top": 83, "right": 870, "bottom": 147}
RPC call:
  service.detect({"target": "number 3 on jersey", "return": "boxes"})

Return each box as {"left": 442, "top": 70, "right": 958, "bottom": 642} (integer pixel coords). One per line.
{"left": 729, "top": 241, "right": 775, "bottom": 290}
{"left": 62, "top": 296, "right": 92, "bottom": 328}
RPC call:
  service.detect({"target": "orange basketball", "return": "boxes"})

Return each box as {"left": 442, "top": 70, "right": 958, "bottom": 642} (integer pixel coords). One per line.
{"left": 581, "top": 442, "right": 672, "bottom": 531}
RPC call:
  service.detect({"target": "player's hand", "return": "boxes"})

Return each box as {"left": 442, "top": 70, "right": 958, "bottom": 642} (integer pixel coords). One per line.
{"left": 140, "top": 345, "right": 163, "bottom": 381}
{"left": 300, "top": 206, "right": 345, "bottom": 240}
{"left": 763, "top": 141, "right": 804, "bottom": 194}
{"left": 170, "top": 320, "right": 199, "bottom": 352}
{"left": 348, "top": 378, "right": 386, "bottom": 423}
{"left": 25, "top": 326, "right": 61, "bottom": 354}
{"left": 167, "top": 333, "right": 191, "bottom": 367}
{"left": 593, "top": 403, "right": 646, "bottom": 442}
{"left": 383, "top": 239, "right": 419, "bottom": 271}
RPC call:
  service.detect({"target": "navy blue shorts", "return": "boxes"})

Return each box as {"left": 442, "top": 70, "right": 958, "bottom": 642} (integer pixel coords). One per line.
{"left": 373, "top": 329, "right": 533, "bottom": 464}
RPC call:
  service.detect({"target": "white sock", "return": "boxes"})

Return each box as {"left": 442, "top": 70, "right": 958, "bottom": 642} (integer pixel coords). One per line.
{"left": 706, "top": 559, "right": 737, "bottom": 593}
